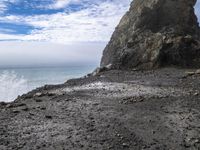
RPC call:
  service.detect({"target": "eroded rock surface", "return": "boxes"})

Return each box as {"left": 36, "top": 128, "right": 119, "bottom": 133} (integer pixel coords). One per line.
{"left": 101, "top": 0, "right": 200, "bottom": 69}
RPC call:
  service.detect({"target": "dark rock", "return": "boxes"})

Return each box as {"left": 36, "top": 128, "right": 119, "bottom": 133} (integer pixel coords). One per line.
{"left": 0, "top": 102, "right": 7, "bottom": 107}
{"left": 34, "top": 98, "right": 43, "bottom": 102}
{"left": 101, "top": 0, "right": 200, "bottom": 70}
{"left": 29, "top": 112, "right": 35, "bottom": 116}
{"left": 47, "top": 92, "right": 55, "bottom": 96}
{"left": 40, "top": 107, "right": 46, "bottom": 110}
{"left": 45, "top": 115, "right": 52, "bottom": 119}
{"left": 12, "top": 110, "right": 20, "bottom": 114}
{"left": 122, "top": 143, "right": 129, "bottom": 148}
{"left": 21, "top": 107, "right": 29, "bottom": 111}
{"left": 34, "top": 92, "right": 44, "bottom": 97}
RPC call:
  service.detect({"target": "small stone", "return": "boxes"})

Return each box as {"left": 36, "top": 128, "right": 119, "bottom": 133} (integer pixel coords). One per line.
{"left": 45, "top": 115, "right": 52, "bottom": 119}
{"left": 152, "top": 130, "right": 156, "bottom": 134}
{"left": 122, "top": 143, "right": 129, "bottom": 148}
{"left": 17, "top": 103, "right": 26, "bottom": 107}
{"left": 40, "top": 107, "right": 46, "bottom": 110}
{"left": 29, "top": 112, "right": 35, "bottom": 116}
{"left": 184, "top": 143, "right": 190, "bottom": 148}
{"left": 0, "top": 102, "right": 7, "bottom": 106}
{"left": 21, "top": 107, "right": 29, "bottom": 111}
{"left": 194, "top": 92, "right": 199, "bottom": 96}
{"left": 195, "top": 69, "right": 200, "bottom": 74}
{"left": 108, "top": 146, "right": 113, "bottom": 149}
{"left": 13, "top": 110, "right": 20, "bottom": 113}
{"left": 194, "top": 139, "right": 199, "bottom": 143}
{"left": 185, "top": 72, "right": 195, "bottom": 76}
{"left": 116, "top": 133, "right": 121, "bottom": 137}
{"left": 47, "top": 92, "right": 55, "bottom": 96}
{"left": 35, "top": 99, "right": 43, "bottom": 102}
{"left": 34, "top": 92, "right": 44, "bottom": 97}
{"left": 6, "top": 104, "right": 12, "bottom": 108}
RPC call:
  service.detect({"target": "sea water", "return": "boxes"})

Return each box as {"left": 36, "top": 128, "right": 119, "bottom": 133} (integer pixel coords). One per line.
{"left": 0, "top": 66, "right": 95, "bottom": 102}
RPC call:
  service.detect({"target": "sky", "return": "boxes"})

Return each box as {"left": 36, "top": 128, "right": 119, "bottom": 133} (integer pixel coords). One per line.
{"left": 0, "top": 0, "right": 199, "bottom": 67}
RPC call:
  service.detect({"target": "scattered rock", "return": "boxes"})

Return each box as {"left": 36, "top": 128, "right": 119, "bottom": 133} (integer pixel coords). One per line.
{"left": 35, "top": 98, "right": 43, "bottom": 102}
{"left": 40, "top": 107, "right": 46, "bottom": 110}
{"left": 195, "top": 69, "right": 200, "bottom": 74}
{"left": 6, "top": 104, "right": 13, "bottom": 108}
{"left": 34, "top": 92, "right": 44, "bottom": 97}
{"left": 47, "top": 92, "right": 55, "bottom": 96}
{"left": 0, "top": 68, "right": 200, "bottom": 150}
{"left": 185, "top": 71, "right": 196, "bottom": 76}
{"left": 29, "top": 112, "right": 35, "bottom": 116}
{"left": 0, "top": 102, "right": 7, "bottom": 106}
{"left": 122, "top": 143, "right": 129, "bottom": 148}
{"left": 194, "top": 92, "right": 199, "bottom": 96}
{"left": 12, "top": 110, "right": 20, "bottom": 114}
{"left": 45, "top": 115, "right": 52, "bottom": 119}
{"left": 183, "top": 70, "right": 200, "bottom": 78}
{"left": 21, "top": 107, "right": 29, "bottom": 111}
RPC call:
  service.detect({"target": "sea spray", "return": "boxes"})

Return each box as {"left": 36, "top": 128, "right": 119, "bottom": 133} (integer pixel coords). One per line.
{"left": 0, "top": 66, "right": 95, "bottom": 102}
{"left": 0, "top": 71, "right": 29, "bottom": 102}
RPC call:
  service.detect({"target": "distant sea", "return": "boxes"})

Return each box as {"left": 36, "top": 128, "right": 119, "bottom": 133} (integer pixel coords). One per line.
{"left": 0, "top": 66, "right": 96, "bottom": 102}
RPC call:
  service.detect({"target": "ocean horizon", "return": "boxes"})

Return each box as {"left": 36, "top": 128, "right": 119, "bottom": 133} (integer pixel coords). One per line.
{"left": 0, "top": 65, "right": 96, "bottom": 102}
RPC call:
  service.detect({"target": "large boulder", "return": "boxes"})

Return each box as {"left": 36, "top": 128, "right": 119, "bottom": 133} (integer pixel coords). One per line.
{"left": 101, "top": 0, "right": 200, "bottom": 69}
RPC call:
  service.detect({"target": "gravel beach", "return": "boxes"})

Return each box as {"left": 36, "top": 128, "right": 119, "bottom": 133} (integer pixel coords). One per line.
{"left": 1, "top": 68, "right": 200, "bottom": 150}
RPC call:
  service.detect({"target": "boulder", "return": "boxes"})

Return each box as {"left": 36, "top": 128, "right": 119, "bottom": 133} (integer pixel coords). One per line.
{"left": 101, "top": 0, "right": 200, "bottom": 69}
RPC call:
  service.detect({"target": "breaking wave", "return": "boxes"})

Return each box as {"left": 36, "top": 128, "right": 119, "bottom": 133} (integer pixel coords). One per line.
{"left": 0, "top": 71, "right": 29, "bottom": 102}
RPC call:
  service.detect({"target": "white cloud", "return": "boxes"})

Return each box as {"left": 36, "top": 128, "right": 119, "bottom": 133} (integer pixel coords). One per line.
{"left": 48, "top": 0, "right": 79, "bottom": 9}
{"left": 0, "top": 4, "right": 6, "bottom": 14}
{"left": 0, "top": 0, "right": 18, "bottom": 14}
{"left": 0, "top": 41, "right": 106, "bottom": 67}
{"left": 0, "top": 1, "right": 9, "bottom": 14}
{"left": 0, "top": 0, "right": 131, "bottom": 43}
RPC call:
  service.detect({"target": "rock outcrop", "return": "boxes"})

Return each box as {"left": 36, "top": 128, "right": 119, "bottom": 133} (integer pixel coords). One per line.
{"left": 101, "top": 0, "right": 200, "bottom": 69}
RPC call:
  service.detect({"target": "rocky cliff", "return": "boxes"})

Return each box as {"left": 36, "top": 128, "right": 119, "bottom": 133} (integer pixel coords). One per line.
{"left": 101, "top": 0, "right": 200, "bottom": 69}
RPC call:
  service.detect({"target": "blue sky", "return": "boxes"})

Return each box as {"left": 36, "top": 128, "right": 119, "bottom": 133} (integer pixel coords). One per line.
{"left": 0, "top": 0, "right": 199, "bottom": 67}
{"left": 0, "top": 0, "right": 131, "bottom": 42}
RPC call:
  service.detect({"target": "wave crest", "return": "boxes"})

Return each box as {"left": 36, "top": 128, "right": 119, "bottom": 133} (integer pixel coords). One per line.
{"left": 0, "top": 71, "right": 28, "bottom": 102}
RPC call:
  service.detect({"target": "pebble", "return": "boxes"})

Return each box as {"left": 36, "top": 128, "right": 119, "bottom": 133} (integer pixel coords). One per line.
{"left": 40, "top": 107, "right": 46, "bottom": 110}
{"left": 194, "top": 139, "right": 199, "bottom": 143}
{"left": 21, "top": 107, "right": 29, "bottom": 111}
{"left": 34, "top": 92, "right": 46, "bottom": 97}
{"left": 45, "top": 115, "right": 52, "bottom": 119}
{"left": 185, "top": 72, "right": 195, "bottom": 76}
{"left": 195, "top": 69, "right": 200, "bottom": 74}
{"left": 6, "top": 104, "right": 12, "bottom": 108}
{"left": 12, "top": 110, "right": 20, "bottom": 113}
{"left": 35, "top": 99, "right": 43, "bottom": 102}
{"left": 122, "top": 143, "right": 129, "bottom": 148}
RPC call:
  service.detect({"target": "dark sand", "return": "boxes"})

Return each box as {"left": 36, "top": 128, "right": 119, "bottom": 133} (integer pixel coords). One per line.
{"left": 0, "top": 68, "right": 200, "bottom": 150}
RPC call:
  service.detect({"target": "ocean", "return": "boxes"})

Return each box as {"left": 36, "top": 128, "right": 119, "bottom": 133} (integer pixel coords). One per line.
{"left": 0, "top": 66, "right": 96, "bottom": 102}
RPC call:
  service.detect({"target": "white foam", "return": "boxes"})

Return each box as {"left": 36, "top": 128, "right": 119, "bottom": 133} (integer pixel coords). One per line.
{"left": 0, "top": 71, "right": 29, "bottom": 102}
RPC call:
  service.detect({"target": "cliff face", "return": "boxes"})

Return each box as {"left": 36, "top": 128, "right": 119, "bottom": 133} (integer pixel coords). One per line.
{"left": 101, "top": 0, "right": 200, "bottom": 69}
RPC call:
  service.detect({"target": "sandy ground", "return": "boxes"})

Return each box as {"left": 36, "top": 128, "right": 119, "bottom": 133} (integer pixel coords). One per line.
{"left": 0, "top": 68, "right": 200, "bottom": 150}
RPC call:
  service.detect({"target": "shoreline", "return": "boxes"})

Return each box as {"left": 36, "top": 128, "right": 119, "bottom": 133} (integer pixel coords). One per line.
{"left": 0, "top": 68, "right": 200, "bottom": 149}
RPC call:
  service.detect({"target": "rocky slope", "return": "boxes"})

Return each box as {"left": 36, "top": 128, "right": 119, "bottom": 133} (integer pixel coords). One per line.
{"left": 1, "top": 68, "right": 200, "bottom": 150}
{"left": 101, "top": 0, "right": 200, "bottom": 69}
